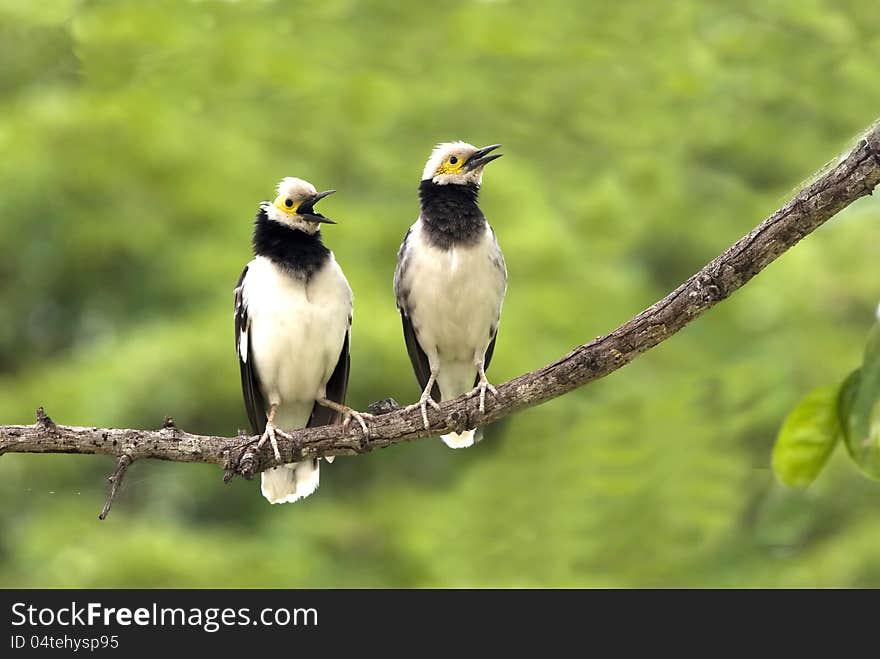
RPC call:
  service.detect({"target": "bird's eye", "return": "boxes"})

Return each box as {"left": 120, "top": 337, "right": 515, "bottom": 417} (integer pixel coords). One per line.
{"left": 449, "top": 156, "right": 458, "bottom": 165}
{"left": 284, "top": 199, "right": 294, "bottom": 208}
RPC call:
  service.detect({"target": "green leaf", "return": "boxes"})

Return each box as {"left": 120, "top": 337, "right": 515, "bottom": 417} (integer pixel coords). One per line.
{"left": 841, "top": 322, "right": 880, "bottom": 479}
{"left": 837, "top": 368, "right": 861, "bottom": 450}
{"left": 773, "top": 385, "right": 841, "bottom": 488}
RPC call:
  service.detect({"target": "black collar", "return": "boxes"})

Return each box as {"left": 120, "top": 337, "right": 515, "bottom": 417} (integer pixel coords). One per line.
{"left": 418, "top": 180, "right": 486, "bottom": 248}
{"left": 252, "top": 206, "right": 330, "bottom": 280}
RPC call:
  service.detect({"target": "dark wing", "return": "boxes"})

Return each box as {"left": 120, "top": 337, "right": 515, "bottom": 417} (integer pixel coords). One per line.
{"left": 401, "top": 313, "right": 439, "bottom": 401}
{"left": 394, "top": 226, "right": 440, "bottom": 402}
{"left": 476, "top": 227, "right": 506, "bottom": 385}
{"left": 478, "top": 329, "right": 499, "bottom": 387}
{"left": 235, "top": 265, "right": 267, "bottom": 436}
{"left": 308, "top": 326, "right": 350, "bottom": 427}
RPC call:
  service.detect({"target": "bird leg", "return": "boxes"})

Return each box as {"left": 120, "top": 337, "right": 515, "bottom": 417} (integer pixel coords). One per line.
{"left": 316, "top": 398, "right": 373, "bottom": 438}
{"left": 256, "top": 403, "right": 287, "bottom": 463}
{"left": 405, "top": 371, "right": 441, "bottom": 430}
{"left": 472, "top": 362, "right": 498, "bottom": 414}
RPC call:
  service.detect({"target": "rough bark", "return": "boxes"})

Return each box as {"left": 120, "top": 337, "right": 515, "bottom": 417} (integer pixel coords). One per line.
{"left": 2, "top": 125, "right": 879, "bottom": 508}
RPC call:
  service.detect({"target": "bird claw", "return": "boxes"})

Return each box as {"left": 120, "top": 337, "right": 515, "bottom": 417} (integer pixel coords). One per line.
{"left": 405, "top": 393, "right": 441, "bottom": 430}
{"left": 474, "top": 378, "right": 498, "bottom": 414}
{"left": 316, "top": 398, "right": 373, "bottom": 440}
{"left": 342, "top": 410, "right": 374, "bottom": 452}
{"left": 341, "top": 408, "right": 373, "bottom": 439}
{"left": 256, "top": 423, "right": 284, "bottom": 464}
{"left": 424, "top": 397, "right": 442, "bottom": 426}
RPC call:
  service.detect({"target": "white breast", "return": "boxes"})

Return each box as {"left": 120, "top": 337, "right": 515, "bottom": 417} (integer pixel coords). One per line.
{"left": 243, "top": 255, "right": 352, "bottom": 428}
{"left": 400, "top": 221, "right": 506, "bottom": 364}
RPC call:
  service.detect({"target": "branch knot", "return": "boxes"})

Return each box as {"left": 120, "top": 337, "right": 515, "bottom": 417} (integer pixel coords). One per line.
{"left": 863, "top": 138, "right": 880, "bottom": 168}
{"left": 35, "top": 406, "right": 57, "bottom": 433}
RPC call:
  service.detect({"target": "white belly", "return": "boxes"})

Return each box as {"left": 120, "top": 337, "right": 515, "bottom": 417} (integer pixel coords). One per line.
{"left": 244, "top": 255, "right": 352, "bottom": 428}
{"left": 402, "top": 222, "right": 506, "bottom": 375}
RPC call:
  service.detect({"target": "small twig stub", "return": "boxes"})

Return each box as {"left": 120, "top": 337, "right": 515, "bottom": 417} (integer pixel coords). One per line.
{"left": 35, "top": 407, "right": 57, "bottom": 430}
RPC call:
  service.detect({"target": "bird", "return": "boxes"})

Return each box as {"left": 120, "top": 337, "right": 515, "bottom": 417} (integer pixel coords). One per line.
{"left": 234, "top": 176, "right": 368, "bottom": 504}
{"left": 393, "top": 142, "right": 507, "bottom": 448}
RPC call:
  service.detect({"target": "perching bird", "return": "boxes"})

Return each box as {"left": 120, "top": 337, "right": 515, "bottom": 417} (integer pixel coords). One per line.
{"left": 393, "top": 142, "right": 507, "bottom": 448}
{"left": 234, "top": 177, "right": 366, "bottom": 504}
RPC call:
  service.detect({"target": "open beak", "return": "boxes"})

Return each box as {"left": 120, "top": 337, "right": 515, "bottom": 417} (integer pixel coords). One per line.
{"left": 464, "top": 144, "right": 503, "bottom": 171}
{"left": 298, "top": 189, "right": 337, "bottom": 224}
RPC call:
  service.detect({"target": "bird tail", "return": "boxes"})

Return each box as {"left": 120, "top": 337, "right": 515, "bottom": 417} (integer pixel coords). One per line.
{"left": 441, "top": 428, "right": 482, "bottom": 449}
{"left": 438, "top": 364, "right": 485, "bottom": 449}
{"left": 260, "top": 459, "right": 320, "bottom": 504}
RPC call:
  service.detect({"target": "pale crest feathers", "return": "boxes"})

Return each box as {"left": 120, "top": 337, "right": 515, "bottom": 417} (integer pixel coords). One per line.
{"left": 422, "top": 141, "right": 481, "bottom": 184}
{"left": 276, "top": 176, "right": 317, "bottom": 200}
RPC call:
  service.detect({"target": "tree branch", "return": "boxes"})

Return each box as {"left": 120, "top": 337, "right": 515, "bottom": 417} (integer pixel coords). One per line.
{"left": 2, "top": 123, "right": 879, "bottom": 511}
{"left": 98, "top": 452, "right": 133, "bottom": 520}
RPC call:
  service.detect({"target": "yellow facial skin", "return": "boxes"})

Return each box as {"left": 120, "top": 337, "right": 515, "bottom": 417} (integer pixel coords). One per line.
{"left": 273, "top": 197, "right": 301, "bottom": 216}
{"left": 435, "top": 155, "right": 466, "bottom": 176}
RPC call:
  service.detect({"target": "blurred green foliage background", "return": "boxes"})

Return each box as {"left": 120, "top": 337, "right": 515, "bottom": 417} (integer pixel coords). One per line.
{"left": 1, "top": 0, "right": 879, "bottom": 587}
